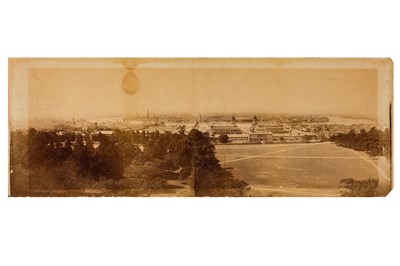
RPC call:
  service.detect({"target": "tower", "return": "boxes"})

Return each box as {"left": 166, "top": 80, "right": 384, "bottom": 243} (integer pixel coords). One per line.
{"left": 231, "top": 115, "right": 237, "bottom": 125}
{"left": 252, "top": 115, "right": 258, "bottom": 126}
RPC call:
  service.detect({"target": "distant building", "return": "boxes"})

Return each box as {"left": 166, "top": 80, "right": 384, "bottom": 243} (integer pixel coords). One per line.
{"left": 227, "top": 134, "right": 249, "bottom": 142}
{"left": 257, "top": 124, "right": 289, "bottom": 133}
{"left": 320, "top": 130, "right": 331, "bottom": 139}
{"left": 149, "top": 125, "right": 175, "bottom": 133}
{"left": 210, "top": 124, "right": 242, "bottom": 135}
{"left": 249, "top": 132, "right": 273, "bottom": 143}
{"left": 91, "top": 130, "right": 115, "bottom": 141}
{"left": 272, "top": 134, "right": 304, "bottom": 143}
{"left": 252, "top": 115, "right": 258, "bottom": 126}
{"left": 330, "top": 129, "right": 348, "bottom": 136}
{"left": 96, "top": 130, "right": 114, "bottom": 135}
{"left": 231, "top": 115, "right": 237, "bottom": 125}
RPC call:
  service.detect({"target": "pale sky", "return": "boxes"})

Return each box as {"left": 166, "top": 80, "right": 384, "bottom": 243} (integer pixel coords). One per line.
{"left": 25, "top": 66, "right": 378, "bottom": 120}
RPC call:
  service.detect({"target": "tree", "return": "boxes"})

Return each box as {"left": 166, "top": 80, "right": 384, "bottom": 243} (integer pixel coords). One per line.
{"left": 10, "top": 130, "right": 29, "bottom": 168}
{"left": 330, "top": 127, "right": 389, "bottom": 158}
{"left": 120, "top": 142, "right": 142, "bottom": 167}
{"left": 91, "top": 136, "right": 124, "bottom": 180}
{"left": 195, "top": 169, "right": 249, "bottom": 197}
{"left": 69, "top": 142, "right": 93, "bottom": 177}
{"left": 124, "top": 161, "right": 167, "bottom": 196}
{"left": 340, "top": 178, "right": 379, "bottom": 197}
{"left": 218, "top": 134, "right": 229, "bottom": 143}
{"left": 187, "top": 129, "right": 249, "bottom": 196}
{"left": 12, "top": 127, "right": 250, "bottom": 196}
{"left": 188, "top": 129, "right": 221, "bottom": 175}
{"left": 382, "top": 128, "right": 391, "bottom": 159}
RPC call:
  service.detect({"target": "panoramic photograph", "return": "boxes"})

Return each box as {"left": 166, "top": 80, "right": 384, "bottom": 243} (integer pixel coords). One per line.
{"left": 8, "top": 58, "right": 393, "bottom": 197}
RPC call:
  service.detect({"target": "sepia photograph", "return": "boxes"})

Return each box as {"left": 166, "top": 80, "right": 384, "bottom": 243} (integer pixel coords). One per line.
{"left": 9, "top": 58, "right": 393, "bottom": 197}
{"left": 3, "top": 1, "right": 400, "bottom": 266}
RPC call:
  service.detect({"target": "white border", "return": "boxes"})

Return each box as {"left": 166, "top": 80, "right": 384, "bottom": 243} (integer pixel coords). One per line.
{"left": 1, "top": 1, "right": 399, "bottom": 266}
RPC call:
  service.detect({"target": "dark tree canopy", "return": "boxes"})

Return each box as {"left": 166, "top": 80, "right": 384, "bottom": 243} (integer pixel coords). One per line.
{"left": 217, "top": 134, "right": 229, "bottom": 143}
{"left": 10, "top": 128, "right": 249, "bottom": 196}
{"left": 330, "top": 127, "right": 390, "bottom": 158}
{"left": 340, "top": 178, "right": 379, "bottom": 197}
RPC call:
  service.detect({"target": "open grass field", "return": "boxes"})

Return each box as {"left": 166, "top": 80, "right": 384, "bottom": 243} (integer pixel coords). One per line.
{"left": 216, "top": 142, "right": 391, "bottom": 196}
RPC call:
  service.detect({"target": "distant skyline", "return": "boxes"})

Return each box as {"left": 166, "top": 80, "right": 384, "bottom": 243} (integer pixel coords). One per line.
{"left": 9, "top": 59, "right": 387, "bottom": 128}
{"left": 27, "top": 67, "right": 378, "bottom": 119}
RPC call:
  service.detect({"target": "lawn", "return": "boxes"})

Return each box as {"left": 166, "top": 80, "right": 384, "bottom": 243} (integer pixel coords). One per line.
{"left": 215, "top": 142, "right": 390, "bottom": 196}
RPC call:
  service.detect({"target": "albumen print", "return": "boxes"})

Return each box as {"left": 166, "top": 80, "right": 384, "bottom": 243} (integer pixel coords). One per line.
{"left": 9, "top": 58, "right": 393, "bottom": 197}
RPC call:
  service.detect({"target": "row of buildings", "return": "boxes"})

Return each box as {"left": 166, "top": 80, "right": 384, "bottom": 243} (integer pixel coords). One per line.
{"left": 210, "top": 116, "right": 323, "bottom": 144}
{"left": 49, "top": 114, "right": 371, "bottom": 146}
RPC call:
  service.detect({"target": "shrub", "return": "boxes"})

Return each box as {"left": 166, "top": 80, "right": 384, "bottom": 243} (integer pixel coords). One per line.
{"left": 340, "top": 178, "right": 379, "bottom": 197}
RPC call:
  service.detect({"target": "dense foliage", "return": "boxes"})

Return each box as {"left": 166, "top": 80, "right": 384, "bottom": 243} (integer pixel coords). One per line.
{"left": 329, "top": 128, "right": 390, "bottom": 158}
{"left": 186, "top": 130, "right": 249, "bottom": 196}
{"left": 340, "top": 178, "right": 379, "bottom": 197}
{"left": 10, "top": 128, "right": 248, "bottom": 196}
{"left": 217, "top": 134, "right": 229, "bottom": 143}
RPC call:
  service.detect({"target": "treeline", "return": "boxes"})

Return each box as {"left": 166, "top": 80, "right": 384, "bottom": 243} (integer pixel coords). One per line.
{"left": 329, "top": 128, "right": 390, "bottom": 158}
{"left": 10, "top": 128, "right": 248, "bottom": 196}
{"left": 340, "top": 178, "right": 380, "bottom": 197}
{"left": 10, "top": 128, "right": 134, "bottom": 192}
